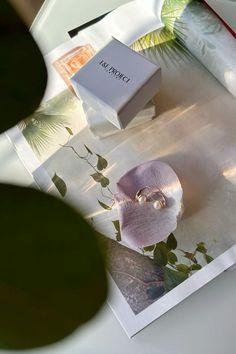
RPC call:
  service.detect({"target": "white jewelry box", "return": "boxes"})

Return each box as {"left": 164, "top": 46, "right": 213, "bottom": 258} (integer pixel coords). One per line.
{"left": 83, "top": 99, "right": 157, "bottom": 139}
{"left": 71, "top": 38, "right": 161, "bottom": 129}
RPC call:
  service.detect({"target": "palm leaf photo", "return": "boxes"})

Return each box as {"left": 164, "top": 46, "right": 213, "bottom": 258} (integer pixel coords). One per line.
{"left": 131, "top": 0, "right": 194, "bottom": 66}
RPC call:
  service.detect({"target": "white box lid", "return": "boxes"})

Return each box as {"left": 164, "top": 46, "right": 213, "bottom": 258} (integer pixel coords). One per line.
{"left": 71, "top": 38, "right": 161, "bottom": 129}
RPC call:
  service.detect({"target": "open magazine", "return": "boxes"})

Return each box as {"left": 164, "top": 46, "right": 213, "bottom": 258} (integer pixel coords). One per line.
{"left": 7, "top": 1, "right": 236, "bottom": 337}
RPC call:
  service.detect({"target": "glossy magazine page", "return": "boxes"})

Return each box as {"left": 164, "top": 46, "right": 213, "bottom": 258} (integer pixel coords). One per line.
{"left": 7, "top": 0, "right": 236, "bottom": 337}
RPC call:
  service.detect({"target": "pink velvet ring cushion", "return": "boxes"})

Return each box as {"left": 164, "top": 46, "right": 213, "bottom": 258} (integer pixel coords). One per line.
{"left": 115, "top": 160, "right": 183, "bottom": 250}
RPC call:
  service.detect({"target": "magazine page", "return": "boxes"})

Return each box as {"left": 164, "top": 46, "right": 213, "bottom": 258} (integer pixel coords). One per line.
{"left": 7, "top": 1, "right": 236, "bottom": 337}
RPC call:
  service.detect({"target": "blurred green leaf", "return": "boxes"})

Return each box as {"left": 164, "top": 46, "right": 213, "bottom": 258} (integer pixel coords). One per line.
{"left": 176, "top": 264, "right": 189, "bottom": 273}
{"left": 52, "top": 173, "right": 67, "bottom": 197}
{"left": 156, "top": 241, "right": 169, "bottom": 254}
{"left": 205, "top": 254, "right": 214, "bottom": 264}
{"left": 154, "top": 242, "right": 168, "bottom": 266}
{"left": 115, "top": 232, "right": 121, "bottom": 242}
{"left": 163, "top": 266, "right": 188, "bottom": 292}
{"left": 196, "top": 242, "right": 207, "bottom": 254}
{"left": 65, "top": 127, "right": 73, "bottom": 136}
{"left": 191, "top": 264, "right": 202, "bottom": 271}
{"left": 167, "top": 251, "right": 177, "bottom": 264}
{"left": 84, "top": 144, "right": 93, "bottom": 155}
{"left": 91, "top": 172, "right": 102, "bottom": 183}
{"left": 166, "top": 233, "right": 177, "bottom": 250}
{"left": 0, "top": 183, "right": 107, "bottom": 349}
{"left": 112, "top": 220, "right": 121, "bottom": 242}
{"left": 0, "top": 3, "right": 107, "bottom": 350}
{"left": 0, "top": 1, "right": 47, "bottom": 133}
{"left": 96, "top": 154, "right": 108, "bottom": 171}
{"left": 143, "top": 244, "right": 155, "bottom": 252}
{"left": 154, "top": 248, "right": 167, "bottom": 266}
{"left": 98, "top": 200, "right": 112, "bottom": 210}
{"left": 101, "top": 177, "right": 110, "bottom": 188}
{"left": 182, "top": 251, "right": 197, "bottom": 264}
{"left": 112, "top": 220, "right": 120, "bottom": 232}
{"left": 91, "top": 173, "right": 109, "bottom": 188}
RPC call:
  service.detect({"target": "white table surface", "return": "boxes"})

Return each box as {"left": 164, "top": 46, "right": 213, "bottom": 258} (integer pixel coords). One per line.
{"left": 1, "top": 1, "right": 236, "bottom": 353}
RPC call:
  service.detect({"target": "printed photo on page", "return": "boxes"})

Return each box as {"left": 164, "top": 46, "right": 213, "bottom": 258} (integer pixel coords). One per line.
{"left": 7, "top": 0, "right": 236, "bottom": 337}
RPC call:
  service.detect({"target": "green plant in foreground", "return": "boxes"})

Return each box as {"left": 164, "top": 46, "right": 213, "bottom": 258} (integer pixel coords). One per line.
{"left": 0, "top": 1, "right": 107, "bottom": 349}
